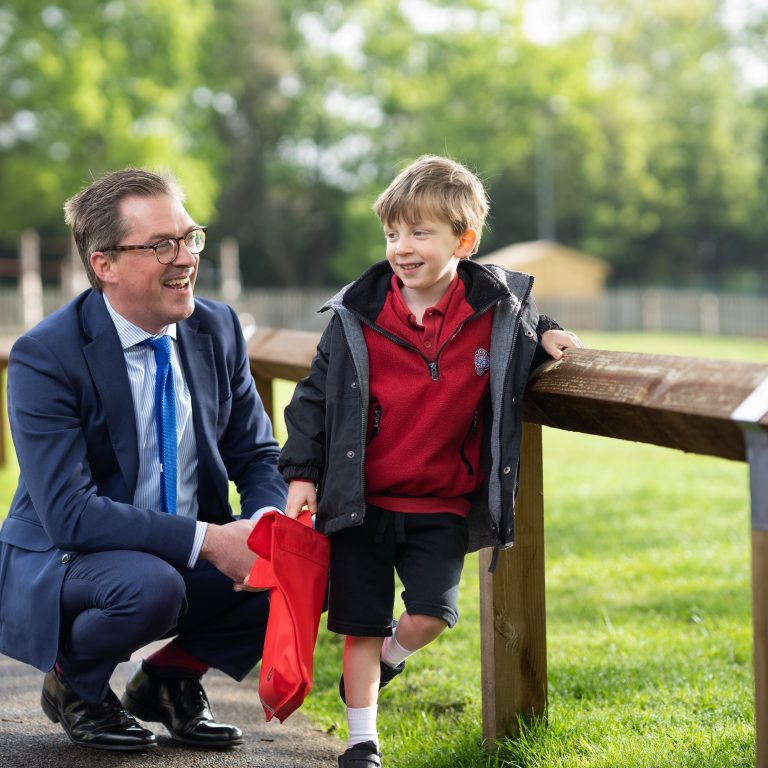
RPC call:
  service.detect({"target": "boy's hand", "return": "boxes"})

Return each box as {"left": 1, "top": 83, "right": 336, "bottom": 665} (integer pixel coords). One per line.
{"left": 541, "top": 329, "right": 585, "bottom": 361}
{"left": 235, "top": 483, "right": 318, "bottom": 592}
{"left": 285, "top": 479, "right": 317, "bottom": 519}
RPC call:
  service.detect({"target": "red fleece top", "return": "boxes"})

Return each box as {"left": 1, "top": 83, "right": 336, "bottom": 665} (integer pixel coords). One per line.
{"left": 363, "top": 274, "right": 493, "bottom": 516}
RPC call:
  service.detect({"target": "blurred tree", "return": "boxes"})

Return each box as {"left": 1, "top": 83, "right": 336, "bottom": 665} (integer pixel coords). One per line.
{"left": 1, "top": 0, "right": 766, "bottom": 291}
{"left": 564, "top": 0, "right": 767, "bottom": 289}
{"left": 255, "top": 0, "right": 768, "bottom": 290}
{"left": 200, "top": 0, "right": 350, "bottom": 285}
{"left": 0, "top": 0, "right": 221, "bottom": 237}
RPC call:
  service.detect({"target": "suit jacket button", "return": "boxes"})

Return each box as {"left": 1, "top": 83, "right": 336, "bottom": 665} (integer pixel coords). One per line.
{"left": 61, "top": 553, "right": 71, "bottom": 564}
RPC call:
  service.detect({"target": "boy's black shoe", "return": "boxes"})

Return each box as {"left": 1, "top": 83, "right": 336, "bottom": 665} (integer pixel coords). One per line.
{"left": 338, "top": 740, "right": 382, "bottom": 767}
{"left": 41, "top": 668, "right": 157, "bottom": 751}
{"left": 122, "top": 662, "right": 243, "bottom": 748}
{"left": 339, "top": 659, "right": 405, "bottom": 704}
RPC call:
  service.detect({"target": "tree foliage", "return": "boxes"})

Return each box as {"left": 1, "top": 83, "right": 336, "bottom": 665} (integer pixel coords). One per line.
{"left": 0, "top": 0, "right": 220, "bottom": 235}
{"left": 0, "top": 0, "right": 766, "bottom": 290}
{"left": 270, "top": 0, "right": 768, "bottom": 289}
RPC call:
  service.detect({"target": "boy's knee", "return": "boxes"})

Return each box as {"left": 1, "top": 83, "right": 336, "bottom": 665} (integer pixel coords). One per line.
{"left": 403, "top": 612, "right": 448, "bottom": 636}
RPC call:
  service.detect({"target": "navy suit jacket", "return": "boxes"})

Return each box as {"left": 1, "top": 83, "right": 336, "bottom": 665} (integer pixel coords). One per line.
{"left": 0, "top": 290, "right": 287, "bottom": 671}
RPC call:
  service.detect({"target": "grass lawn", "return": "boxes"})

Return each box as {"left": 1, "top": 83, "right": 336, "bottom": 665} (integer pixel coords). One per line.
{"left": 0, "top": 332, "right": 765, "bottom": 766}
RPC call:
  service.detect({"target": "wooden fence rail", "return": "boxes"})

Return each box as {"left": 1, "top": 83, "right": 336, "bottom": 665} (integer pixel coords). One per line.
{"left": 245, "top": 328, "right": 768, "bottom": 768}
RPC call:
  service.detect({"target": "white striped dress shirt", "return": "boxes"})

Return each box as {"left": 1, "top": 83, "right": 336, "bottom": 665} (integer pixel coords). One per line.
{"left": 102, "top": 294, "right": 207, "bottom": 565}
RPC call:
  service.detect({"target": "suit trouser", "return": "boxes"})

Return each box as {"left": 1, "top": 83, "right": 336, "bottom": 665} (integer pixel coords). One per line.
{"left": 56, "top": 550, "right": 269, "bottom": 703}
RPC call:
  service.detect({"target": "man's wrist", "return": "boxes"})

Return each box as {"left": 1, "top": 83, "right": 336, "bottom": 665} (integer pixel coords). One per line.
{"left": 250, "top": 506, "right": 283, "bottom": 525}
{"left": 188, "top": 521, "right": 208, "bottom": 567}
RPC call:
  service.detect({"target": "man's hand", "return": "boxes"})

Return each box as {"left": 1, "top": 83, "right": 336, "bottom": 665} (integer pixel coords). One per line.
{"left": 285, "top": 479, "right": 317, "bottom": 520}
{"left": 541, "top": 329, "right": 585, "bottom": 361}
{"left": 198, "top": 519, "right": 257, "bottom": 583}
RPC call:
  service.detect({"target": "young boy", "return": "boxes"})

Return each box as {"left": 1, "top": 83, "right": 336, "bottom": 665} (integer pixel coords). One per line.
{"left": 279, "top": 155, "right": 583, "bottom": 767}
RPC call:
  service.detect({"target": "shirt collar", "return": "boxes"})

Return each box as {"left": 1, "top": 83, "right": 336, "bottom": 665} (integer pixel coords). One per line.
{"left": 102, "top": 293, "right": 178, "bottom": 350}
{"left": 390, "top": 272, "right": 460, "bottom": 325}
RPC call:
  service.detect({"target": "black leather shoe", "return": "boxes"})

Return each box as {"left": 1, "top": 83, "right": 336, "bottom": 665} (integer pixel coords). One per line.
{"left": 41, "top": 668, "right": 156, "bottom": 751}
{"left": 122, "top": 662, "right": 243, "bottom": 748}
{"left": 338, "top": 740, "right": 382, "bottom": 767}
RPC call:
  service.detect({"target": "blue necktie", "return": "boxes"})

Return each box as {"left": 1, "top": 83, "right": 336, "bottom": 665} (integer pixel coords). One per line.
{"left": 141, "top": 336, "right": 177, "bottom": 515}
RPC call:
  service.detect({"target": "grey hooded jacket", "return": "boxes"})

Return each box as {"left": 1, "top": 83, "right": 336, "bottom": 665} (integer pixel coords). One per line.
{"left": 278, "top": 259, "right": 559, "bottom": 553}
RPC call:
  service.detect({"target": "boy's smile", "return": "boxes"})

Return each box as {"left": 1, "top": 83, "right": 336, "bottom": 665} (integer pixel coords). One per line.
{"left": 384, "top": 217, "right": 477, "bottom": 315}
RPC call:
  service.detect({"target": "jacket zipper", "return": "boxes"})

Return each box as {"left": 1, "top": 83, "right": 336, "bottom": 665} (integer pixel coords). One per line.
{"left": 335, "top": 319, "right": 368, "bottom": 510}
{"left": 367, "top": 405, "right": 382, "bottom": 444}
{"left": 360, "top": 319, "right": 437, "bottom": 378}
{"left": 495, "top": 276, "right": 534, "bottom": 542}
{"left": 358, "top": 296, "right": 502, "bottom": 381}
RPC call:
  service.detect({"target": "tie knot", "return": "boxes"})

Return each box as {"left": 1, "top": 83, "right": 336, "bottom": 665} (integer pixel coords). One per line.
{"left": 141, "top": 335, "right": 172, "bottom": 366}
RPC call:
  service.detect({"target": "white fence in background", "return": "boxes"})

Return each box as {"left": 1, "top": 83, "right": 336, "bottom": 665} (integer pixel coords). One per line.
{"left": 539, "top": 289, "right": 768, "bottom": 338}
{"left": 0, "top": 286, "right": 765, "bottom": 338}
{"left": 3, "top": 230, "right": 764, "bottom": 337}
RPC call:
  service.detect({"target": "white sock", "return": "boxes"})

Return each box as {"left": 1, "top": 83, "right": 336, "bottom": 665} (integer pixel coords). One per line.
{"left": 380, "top": 629, "right": 415, "bottom": 669}
{"left": 346, "top": 704, "right": 378, "bottom": 749}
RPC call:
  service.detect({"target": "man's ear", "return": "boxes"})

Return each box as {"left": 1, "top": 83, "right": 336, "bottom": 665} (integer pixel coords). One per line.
{"left": 90, "top": 251, "right": 116, "bottom": 285}
{"left": 456, "top": 228, "right": 479, "bottom": 258}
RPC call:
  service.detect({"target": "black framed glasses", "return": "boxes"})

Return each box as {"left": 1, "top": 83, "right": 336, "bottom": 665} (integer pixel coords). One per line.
{"left": 106, "top": 226, "right": 207, "bottom": 265}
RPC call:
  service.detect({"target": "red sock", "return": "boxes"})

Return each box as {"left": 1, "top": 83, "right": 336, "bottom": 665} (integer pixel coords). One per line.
{"left": 145, "top": 642, "right": 210, "bottom": 677}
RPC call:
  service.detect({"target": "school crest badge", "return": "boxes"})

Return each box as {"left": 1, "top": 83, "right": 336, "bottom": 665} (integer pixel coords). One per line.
{"left": 474, "top": 347, "right": 490, "bottom": 376}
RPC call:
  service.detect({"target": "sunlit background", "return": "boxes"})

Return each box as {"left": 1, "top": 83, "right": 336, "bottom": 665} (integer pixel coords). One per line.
{"left": 0, "top": 0, "right": 766, "bottom": 334}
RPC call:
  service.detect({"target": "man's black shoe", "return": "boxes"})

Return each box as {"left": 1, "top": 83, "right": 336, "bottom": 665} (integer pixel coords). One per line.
{"left": 122, "top": 661, "right": 243, "bottom": 748}
{"left": 41, "top": 668, "right": 157, "bottom": 751}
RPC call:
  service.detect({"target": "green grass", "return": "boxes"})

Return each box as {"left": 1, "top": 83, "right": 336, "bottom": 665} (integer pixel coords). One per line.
{"left": 0, "top": 332, "right": 764, "bottom": 766}
{"left": 575, "top": 330, "right": 768, "bottom": 362}
{"left": 301, "top": 436, "right": 755, "bottom": 767}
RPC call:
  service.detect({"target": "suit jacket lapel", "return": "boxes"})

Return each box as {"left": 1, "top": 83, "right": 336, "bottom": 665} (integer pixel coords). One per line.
{"left": 81, "top": 291, "right": 139, "bottom": 495}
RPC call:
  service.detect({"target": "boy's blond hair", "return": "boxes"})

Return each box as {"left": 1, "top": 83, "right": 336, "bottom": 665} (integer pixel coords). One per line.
{"left": 373, "top": 155, "right": 489, "bottom": 252}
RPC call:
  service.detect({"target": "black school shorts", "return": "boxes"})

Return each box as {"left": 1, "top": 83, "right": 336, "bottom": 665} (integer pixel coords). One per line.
{"left": 327, "top": 504, "right": 469, "bottom": 637}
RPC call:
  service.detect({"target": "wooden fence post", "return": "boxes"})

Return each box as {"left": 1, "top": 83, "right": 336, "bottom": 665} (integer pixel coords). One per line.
{"left": 19, "top": 229, "right": 43, "bottom": 330}
{"left": 254, "top": 375, "right": 275, "bottom": 424}
{"left": 61, "top": 235, "right": 89, "bottom": 299}
{"left": 220, "top": 237, "right": 241, "bottom": 303}
{"left": 479, "top": 421, "right": 548, "bottom": 744}
{"left": 245, "top": 327, "right": 321, "bottom": 427}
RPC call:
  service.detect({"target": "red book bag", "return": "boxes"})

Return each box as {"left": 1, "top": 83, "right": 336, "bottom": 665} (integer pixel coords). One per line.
{"left": 246, "top": 511, "right": 330, "bottom": 722}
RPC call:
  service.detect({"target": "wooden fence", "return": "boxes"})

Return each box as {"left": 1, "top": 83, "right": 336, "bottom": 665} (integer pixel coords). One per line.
{"left": 245, "top": 328, "right": 768, "bottom": 768}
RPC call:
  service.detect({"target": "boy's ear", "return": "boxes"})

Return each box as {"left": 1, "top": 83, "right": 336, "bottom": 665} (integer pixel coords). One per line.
{"left": 456, "top": 228, "right": 479, "bottom": 258}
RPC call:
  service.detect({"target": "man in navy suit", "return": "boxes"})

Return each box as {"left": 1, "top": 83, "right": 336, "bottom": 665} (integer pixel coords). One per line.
{"left": 0, "top": 169, "right": 288, "bottom": 751}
